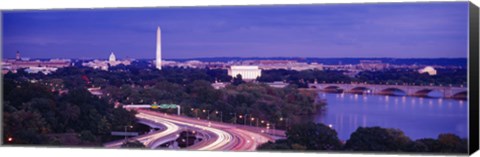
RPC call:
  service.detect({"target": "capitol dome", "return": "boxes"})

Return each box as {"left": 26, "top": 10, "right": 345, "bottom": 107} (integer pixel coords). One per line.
{"left": 109, "top": 52, "right": 116, "bottom": 62}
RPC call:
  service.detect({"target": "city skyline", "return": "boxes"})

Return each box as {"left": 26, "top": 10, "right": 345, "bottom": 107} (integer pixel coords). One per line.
{"left": 2, "top": 2, "right": 469, "bottom": 59}
{"left": 2, "top": 2, "right": 474, "bottom": 154}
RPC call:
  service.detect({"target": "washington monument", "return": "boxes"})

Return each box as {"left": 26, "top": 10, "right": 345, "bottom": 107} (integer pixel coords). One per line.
{"left": 156, "top": 26, "right": 162, "bottom": 70}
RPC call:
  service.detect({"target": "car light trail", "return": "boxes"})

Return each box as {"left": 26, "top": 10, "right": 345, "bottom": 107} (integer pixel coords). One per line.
{"left": 138, "top": 111, "right": 233, "bottom": 150}
{"left": 136, "top": 113, "right": 181, "bottom": 147}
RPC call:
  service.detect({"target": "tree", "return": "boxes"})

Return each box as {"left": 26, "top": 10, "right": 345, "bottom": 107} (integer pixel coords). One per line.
{"left": 437, "top": 133, "right": 468, "bottom": 153}
{"left": 406, "top": 138, "right": 441, "bottom": 152}
{"left": 404, "top": 134, "right": 467, "bottom": 153}
{"left": 286, "top": 122, "right": 342, "bottom": 150}
{"left": 79, "top": 130, "right": 97, "bottom": 143}
{"left": 257, "top": 140, "right": 292, "bottom": 150}
{"left": 232, "top": 74, "right": 245, "bottom": 86}
{"left": 3, "top": 110, "right": 49, "bottom": 144}
{"left": 186, "top": 80, "right": 220, "bottom": 104}
{"left": 344, "top": 127, "right": 412, "bottom": 151}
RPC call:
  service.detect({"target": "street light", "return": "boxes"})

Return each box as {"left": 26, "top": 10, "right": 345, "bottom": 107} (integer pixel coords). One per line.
{"left": 191, "top": 108, "right": 199, "bottom": 118}
{"left": 124, "top": 125, "right": 133, "bottom": 142}
{"left": 231, "top": 113, "right": 237, "bottom": 124}
{"left": 201, "top": 109, "right": 210, "bottom": 120}
{"left": 266, "top": 124, "right": 270, "bottom": 134}
{"left": 205, "top": 110, "right": 210, "bottom": 120}
{"left": 279, "top": 117, "right": 289, "bottom": 129}
{"left": 215, "top": 111, "right": 223, "bottom": 122}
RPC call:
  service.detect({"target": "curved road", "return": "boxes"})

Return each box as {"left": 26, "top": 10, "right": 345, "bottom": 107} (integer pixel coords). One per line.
{"left": 104, "top": 116, "right": 181, "bottom": 148}
{"left": 137, "top": 109, "right": 282, "bottom": 151}
{"left": 105, "top": 109, "right": 285, "bottom": 151}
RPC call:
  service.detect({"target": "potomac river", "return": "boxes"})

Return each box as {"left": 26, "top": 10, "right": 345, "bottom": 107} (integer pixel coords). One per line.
{"left": 314, "top": 92, "right": 468, "bottom": 141}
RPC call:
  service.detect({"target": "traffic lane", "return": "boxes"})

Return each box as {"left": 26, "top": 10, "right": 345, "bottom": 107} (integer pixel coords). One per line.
{"left": 140, "top": 112, "right": 233, "bottom": 151}
{"left": 139, "top": 109, "right": 284, "bottom": 139}
{"left": 150, "top": 124, "right": 218, "bottom": 149}
{"left": 138, "top": 110, "right": 271, "bottom": 151}
{"left": 136, "top": 113, "right": 181, "bottom": 147}
{"left": 138, "top": 110, "right": 277, "bottom": 144}
{"left": 103, "top": 116, "right": 175, "bottom": 148}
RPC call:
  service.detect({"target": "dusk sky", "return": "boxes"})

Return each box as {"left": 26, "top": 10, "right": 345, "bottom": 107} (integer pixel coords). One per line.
{"left": 2, "top": 2, "right": 469, "bottom": 59}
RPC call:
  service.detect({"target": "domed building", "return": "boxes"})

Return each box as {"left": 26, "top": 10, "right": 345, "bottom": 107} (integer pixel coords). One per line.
{"left": 109, "top": 52, "right": 116, "bottom": 63}
{"left": 82, "top": 52, "right": 131, "bottom": 71}
{"left": 418, "top": 66, "right": 437, "bottom": 76}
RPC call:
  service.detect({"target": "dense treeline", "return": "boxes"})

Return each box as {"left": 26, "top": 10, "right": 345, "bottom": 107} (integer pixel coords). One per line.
{"left": 104, "top": 80, "right": 324, "bottom": 129}
{"left": 257, "top": 68, "right": 466, "bottom": 87}
{"left": 3, "top": 77, "right": 137, "bottom": 146}
{"left": 355, "top": 69, "right": 467, "bottom": 86}
{"left": 257, "top": 69, "right": 352, "bottom": 87}
{"left": 5, "top": 62, "right": 232, "bottom": 90}
{"left": 258, "top": 123, "right": 468, "bottom": 154}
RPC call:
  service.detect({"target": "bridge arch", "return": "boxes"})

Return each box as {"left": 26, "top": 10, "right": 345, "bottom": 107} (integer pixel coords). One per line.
{"left": 323, "top": 86, "right": 344, "bottom": 93}
{"left": 413, "top": 89, "right": 444, "bottom": 98}
{"left": 451, "top": 91, "right": 467, "bottom": 100}
{"left": 348, "top": 86, "right": 373, "bottom": 94}
{"left": 379, "top": 88, "right": 407, "bottom": 96}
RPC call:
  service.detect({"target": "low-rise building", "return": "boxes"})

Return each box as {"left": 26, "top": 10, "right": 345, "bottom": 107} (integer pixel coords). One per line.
{"left": 266, "top": 81, "right": 289, "bottom": 88}
{"left": 24, "top": 66, "right": 58, "bottom": 75}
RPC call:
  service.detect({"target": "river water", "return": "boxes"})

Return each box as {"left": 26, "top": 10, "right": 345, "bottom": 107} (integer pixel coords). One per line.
{"left": 314, "top": 93, "right": 468, "bottom": 141}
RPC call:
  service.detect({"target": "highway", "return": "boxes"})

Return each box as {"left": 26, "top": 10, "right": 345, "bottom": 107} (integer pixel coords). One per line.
{"left": 105, "top": 109, "right": 285, "bottom": 151}
{"left": 103, "top": 115, "right": 181, "bottom": 148}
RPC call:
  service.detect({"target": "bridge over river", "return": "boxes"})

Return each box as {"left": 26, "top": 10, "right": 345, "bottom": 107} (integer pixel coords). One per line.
{"left": 308, "top": 83, "right": 467, "bottom": 99}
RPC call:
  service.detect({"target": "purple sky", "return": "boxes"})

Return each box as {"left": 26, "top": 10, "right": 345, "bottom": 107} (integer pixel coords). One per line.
{"left": 2, "top": 2, "right": 469, "bottom": 59}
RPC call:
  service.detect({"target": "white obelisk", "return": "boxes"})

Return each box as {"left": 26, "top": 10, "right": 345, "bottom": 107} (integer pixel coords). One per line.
{"left": 156, "top": 26, "right": 162, "bottom": 70}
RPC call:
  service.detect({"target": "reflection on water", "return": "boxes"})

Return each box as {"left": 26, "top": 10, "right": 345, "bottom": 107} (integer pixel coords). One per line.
{"left": 315, "top": 93, "right": 468, "bottom": 141}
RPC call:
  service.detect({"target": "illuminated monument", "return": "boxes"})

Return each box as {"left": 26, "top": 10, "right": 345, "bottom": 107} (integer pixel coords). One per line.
{"left": 228, "top": 65, "right": 262, "bottom": 80}
{"left": 156, "top": 26, "right": 162, "bottom": 70}
{"left": 109, "top": 52, "right": 116, "bottom": 63}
